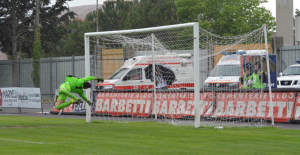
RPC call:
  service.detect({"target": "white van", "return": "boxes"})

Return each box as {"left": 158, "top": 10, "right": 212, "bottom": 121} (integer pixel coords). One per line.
{"left": 277, "top": 61, "right": 300, "bottom": 88}
{"left": 96, "top": 53, "right": 194, "bottom": 90}
{"left": 204, "top": 50, "right": 268, "bottom": 89}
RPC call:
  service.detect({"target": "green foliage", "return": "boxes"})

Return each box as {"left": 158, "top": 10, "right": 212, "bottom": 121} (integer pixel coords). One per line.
{"left": 39, "top": 0, "right": 76, "bottom": 57}
{"left": 56, "top": 20, "right": 95, "bottom": 56}
{"left": 175, "top": 0, "right": 275, "bottom": 36}
{"left": 84, "top": 0, "right": 136, "bottom": 32}
{"left": 0, "top": 0, "right": 75, "bottom": 58}
{"left": 296, "top": 9, "right": 300, "bottom": 16}
{"left": 55, "top": 0, "right": 180, "bottom": 57}
{"left": 125, "top": 0, "right": 179, "bottom": 29}
{"left": 32, "top": 25, "right": 43, "bottom": 88}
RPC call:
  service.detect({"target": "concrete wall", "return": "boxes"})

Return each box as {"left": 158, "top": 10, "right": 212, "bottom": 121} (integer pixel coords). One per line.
{"left": 276, "top": 0, "right": 294, "bottom": 46}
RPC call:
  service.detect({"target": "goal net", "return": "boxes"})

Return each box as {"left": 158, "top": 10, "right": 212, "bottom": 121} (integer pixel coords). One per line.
{"left": 85, "top": 23, "right": 273, "bottom": 127}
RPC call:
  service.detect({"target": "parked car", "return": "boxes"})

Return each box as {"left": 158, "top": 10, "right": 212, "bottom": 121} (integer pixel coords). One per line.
{"left": 277, "top": 61, "right": 300, "bottom": 88}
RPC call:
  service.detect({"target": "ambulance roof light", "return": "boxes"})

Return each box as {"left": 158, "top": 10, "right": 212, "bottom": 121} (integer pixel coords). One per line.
{"left": 220, "top": 52, "right": 236, "bottom": 55}
{"left": 296, "top": 60, "right": 300, "bottom": 64}
{"left": 237, "top": 51, "right": 246, "bottom": 55}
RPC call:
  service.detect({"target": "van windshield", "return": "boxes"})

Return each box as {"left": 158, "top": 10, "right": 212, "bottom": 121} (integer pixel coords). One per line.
{"left": 283, "top": 66, "right": 300, "bottom": 76}
{"left": 209, "top": 65, "right": 241, "bottom": 76}
{"left": 109, "top": 68, "right": 129, "bottom": 80}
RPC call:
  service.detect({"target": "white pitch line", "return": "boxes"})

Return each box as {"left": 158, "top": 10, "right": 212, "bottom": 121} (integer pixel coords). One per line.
{"left": 0, "top": 138, "right": 60, "bottom": 144}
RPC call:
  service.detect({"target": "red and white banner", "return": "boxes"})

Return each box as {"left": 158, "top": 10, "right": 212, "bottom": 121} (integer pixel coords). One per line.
{"left": 50, "top": 104, "right": 73, "bottom": 113}
{"left": 94, "top": 92, "right": 153, "bottom": 117}
{"left": 293, "top": 92, "right": 300, "bottom": 121}
{"left": 153, "top": 92, "right": 214, "bottom": 118}
{"left": 50, "top": 89, "right": 85, "bottom": 113}
{"left": 213, "top": 92, "right": 295, "bottom": 122}
{"left": 94, "top": 91, "right": 296, "bottom": 122}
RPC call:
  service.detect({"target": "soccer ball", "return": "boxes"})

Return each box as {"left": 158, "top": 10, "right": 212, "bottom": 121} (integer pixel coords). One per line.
{"left": 180, "top": 59, "right": 188, "bottom": 67}
{"left": 247, "top": 80, "right": 253, "bottom": 87}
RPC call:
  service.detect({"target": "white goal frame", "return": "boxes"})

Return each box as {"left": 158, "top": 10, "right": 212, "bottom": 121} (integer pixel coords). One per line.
{"left": 83, "top": 23, "right": 274, "bottom": 127}
{"left": 84, "top": 22, "right": 201, "bottom": 128}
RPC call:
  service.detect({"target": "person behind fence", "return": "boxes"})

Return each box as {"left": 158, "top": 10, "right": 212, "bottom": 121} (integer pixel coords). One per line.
{"left": 251, "top": 62, "right": 266, "bottom": 89}
{"left": 240, "top": 66, "right": 252, "bottom": 89}
{"left": 152, "top": 66, "right": 168, "bottom": 89}
{"left": 55, "top": 75, "right": 104, "bottom": 110}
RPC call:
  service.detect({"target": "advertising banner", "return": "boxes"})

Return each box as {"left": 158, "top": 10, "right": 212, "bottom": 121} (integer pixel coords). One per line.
{"left": 293, "top": 92, "right": 300, "bottom": 121}
{"left": 0, "top": 88, "right": 18, "bottom": 108}
{"left": 213, "top": 92, "right": 295, "bottom": 122}
{"left": 94, "top": 92, "right": 153, "bottom": 117}
{"left": 0, "top": 87, "right": 41, "bottom": 108}
{"left": 93, "top": 91, "right": 295, "bottom": 122}
{"left": 18, "top": 88, "right": 41, "bottom": 108}
{"left": 93, "top": 92, "right": 215, "bottom": 118}
{"left": 50, "top": 89, "right": 87, "bottom": 113}
{"left": 154, "top": 92, "right": 214, "bottom": 118}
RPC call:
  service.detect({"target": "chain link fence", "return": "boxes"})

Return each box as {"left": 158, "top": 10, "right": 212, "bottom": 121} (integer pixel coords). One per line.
{"left": 0, "top": 56, "right": 87, "bottom": 100}
{"left": 279, "top": 45, "right": 300, "bottom": 73}
{"left": 0, "top": 45, "right": 299, "bottom": 100}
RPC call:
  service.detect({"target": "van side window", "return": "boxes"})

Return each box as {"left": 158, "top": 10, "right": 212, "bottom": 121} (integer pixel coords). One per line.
{"left": 125, "top": 68, "right": 142, "bottom": 80}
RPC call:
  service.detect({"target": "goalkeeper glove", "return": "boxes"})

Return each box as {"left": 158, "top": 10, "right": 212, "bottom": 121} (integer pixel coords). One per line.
{"left": 87, "top": 100, "right": 93, "bottom": 106}
{"left": 96, "top": 77, "right": 104, "bottom": 83}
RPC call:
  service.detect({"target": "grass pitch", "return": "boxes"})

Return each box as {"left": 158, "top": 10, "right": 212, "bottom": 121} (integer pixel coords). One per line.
{"left": 0, "top": 115, "right": 299, "bottom": 155}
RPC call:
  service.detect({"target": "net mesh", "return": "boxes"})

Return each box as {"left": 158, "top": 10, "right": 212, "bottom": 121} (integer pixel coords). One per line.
{"left": 87, "top": 24, "right": 270, "bottom": 127}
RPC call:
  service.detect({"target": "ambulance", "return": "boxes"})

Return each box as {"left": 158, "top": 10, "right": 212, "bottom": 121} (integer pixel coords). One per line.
{"left": 204, "top": 50, "right": 273, "bottom": 90}
{"left": 96, "top": 53, "right": 194, "bottom": 90}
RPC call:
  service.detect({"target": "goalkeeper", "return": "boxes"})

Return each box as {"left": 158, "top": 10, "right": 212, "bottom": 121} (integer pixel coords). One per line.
{"left": 55, "top": 75, "right": 104, "bottom": 110}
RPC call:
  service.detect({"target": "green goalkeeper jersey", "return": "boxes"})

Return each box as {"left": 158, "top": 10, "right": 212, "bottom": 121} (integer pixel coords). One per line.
{"left": 65, "top": 75, "right": 95, "bottom": 101}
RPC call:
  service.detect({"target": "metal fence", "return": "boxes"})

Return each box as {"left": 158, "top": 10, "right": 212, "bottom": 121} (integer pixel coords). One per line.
{"left": 0, "top": 50, "right": 209, "bottom": 100}
{"left": 280, "top": 45, "right": 300, "bottom": 72}
{"left": 2, "top": 45, "right": 298, "bottom": 100}
{"left": 0, "top": 56, "right": 86, "bottom": 99}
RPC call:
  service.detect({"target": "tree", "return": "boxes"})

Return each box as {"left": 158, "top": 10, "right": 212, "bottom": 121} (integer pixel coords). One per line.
{"left": 56, "top": 0, "right": 134, "bottom": 56}
{"left": 39, "top": 1, "right": 76, "bottom": 57}
{"left": 175, "top": 0, "right": 275, "bottom": 36}
{"left": 0, "top": 0, "right": 75, "bottom": 86}
{"left": 32, "top": 25, "right": 43, "bottom": 88}
{"left": 55, "top": 0, "right": 180, "bottom": 56}
{"left": 56, "top": 19, "right": 95, "bottom": 56}
{"left": 125, "top": 0, "right": 179, "bottom": 29}
{"left": 85, "top": 0, "right": 134, "bottom": 31}
{"left": 0, "top": 0, "right": 35, "bottom": 86}
{"left": 296, "top": 9, "right": 300, "bottom": 16}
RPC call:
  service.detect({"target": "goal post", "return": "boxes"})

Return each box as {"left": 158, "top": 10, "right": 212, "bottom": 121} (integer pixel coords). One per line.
{"left": 263, "top": 24, "right": 274, "bottom": 126}
{"left": 84, "top": 22, "right": 273, "bottom": 127}
{"left": 193, "top": 23, "right": 200, "bottom": 128}
{"left": 84, "top": 22, "right": 200, "bottom": 126}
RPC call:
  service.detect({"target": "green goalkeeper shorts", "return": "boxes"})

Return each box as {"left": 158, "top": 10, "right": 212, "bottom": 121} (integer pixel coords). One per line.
{"left": 57, "top": 83, "right": 71, "bottom": 102}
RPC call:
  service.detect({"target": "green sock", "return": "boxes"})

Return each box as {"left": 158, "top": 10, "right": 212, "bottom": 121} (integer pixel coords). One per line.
{"left": 56, "top": 101, "right": 73, "bottom": 110}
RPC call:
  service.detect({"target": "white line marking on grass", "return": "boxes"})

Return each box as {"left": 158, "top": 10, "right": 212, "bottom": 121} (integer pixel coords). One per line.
{"left": 0, "top": 138, "right": 66, "bottom": 145}
{"left": 0, "top": 126, "right": 60, "bottom": 129}
{"left": 0, "top": 138, "right": 46, "bottom": 144}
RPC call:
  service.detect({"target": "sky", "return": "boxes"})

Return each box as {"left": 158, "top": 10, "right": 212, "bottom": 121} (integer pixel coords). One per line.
{"left": 50, "top": 0, "right": 300, "bottom": 18}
